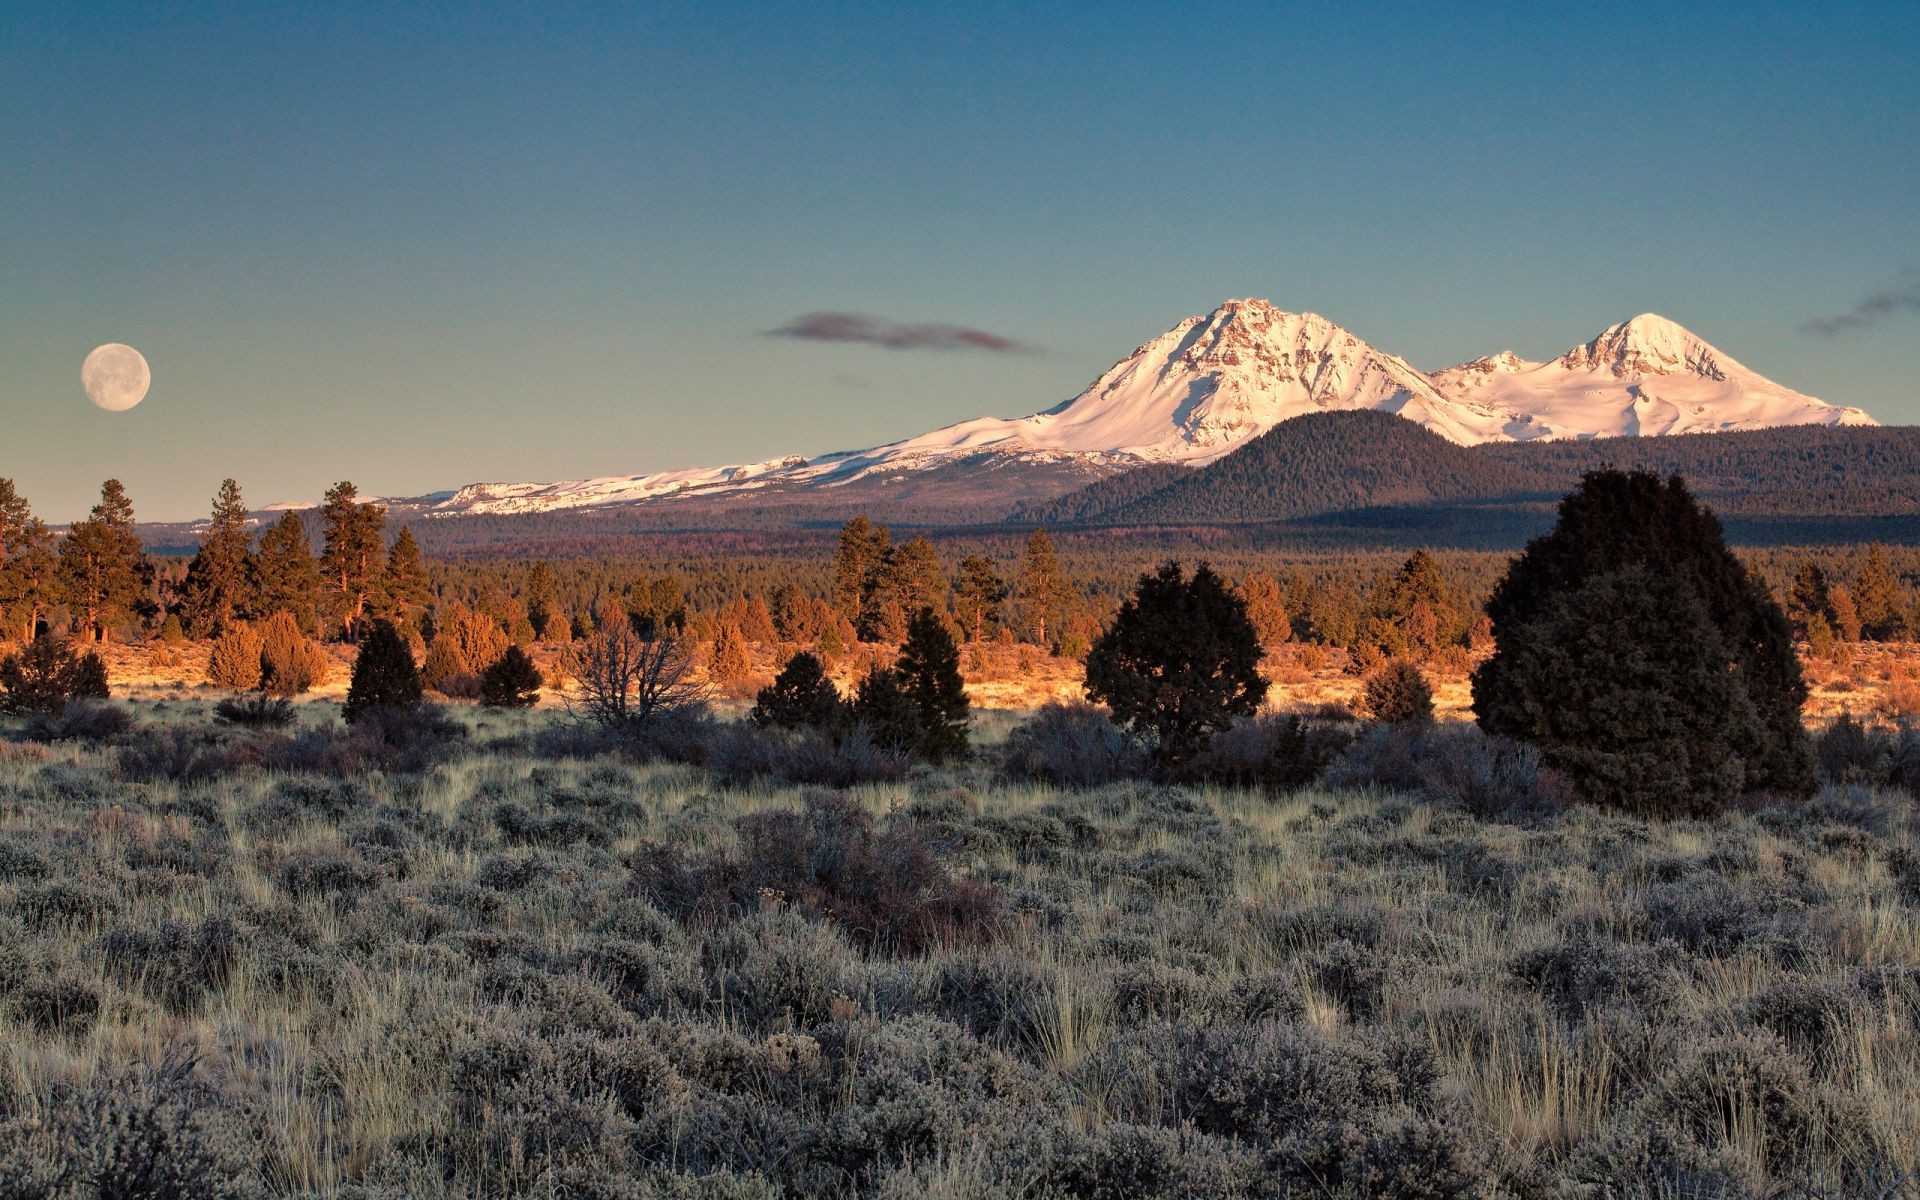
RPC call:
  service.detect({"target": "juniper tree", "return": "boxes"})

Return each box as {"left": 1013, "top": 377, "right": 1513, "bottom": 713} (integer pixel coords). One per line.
{"left": 480, "top": 645, "right": 543, "bottom": 708}
{"left": 1472, "top": 468, "right": 1815, "bottom": 809}
{"left": 318, "top": 481, "right": 388, "bottom": 641}
{"left": 1363, "top": 658, "right": 1434, "bottom": 726}
{"left": 708, "top": 620, "right": 751, "bottom": 686}
{"left": 344, "top": 620, "right": 423, "bottom": 724}
{"left": 895, "top": 607, "right": 970, "bottom": 762}
{"left": 0, "top": 636, "right": 109, "bottom": 715}
{"left": 1084, "top": 561, "right": 1267, "bottom": 769}
{"left": 57, "top": 480, "right": 147, "bottom": 643}
{"left": 1853, "top": 544, "right": 1906, "bottom": 641}
{"left": 750, "top": 650, "right": 845, "bottom": 730}
{"left": 252, "top": 510, "right": 322, "bottom": 632}
{"left": 180, "top": 479, "right": 255, "bottom": 637}
{"left": 525, "top": 560, "right": 561, "bottom": 638}
{"left": 851, "top": 663, "right": 920, "bottom": 752}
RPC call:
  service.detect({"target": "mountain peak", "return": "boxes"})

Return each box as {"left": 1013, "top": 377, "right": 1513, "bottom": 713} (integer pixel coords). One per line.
{"left": 1560, "top": 313, "right": 1728, "bottom": 380}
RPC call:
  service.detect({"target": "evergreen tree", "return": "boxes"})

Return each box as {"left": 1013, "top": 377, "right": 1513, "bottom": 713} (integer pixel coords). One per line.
{"left": 860, "top": 537, "right": 944, "bottom": 642}
{"left": 1014, "top": 529, "right": 1069, "bottom": 648}
{"left": 380, "top": 526, "right": 432, "bottom": 628}
{"left": 0, "top": 479, "right": 58, "bottom": 644}
{"left": 895, "top": 607, "right": 970, "bottom": 762}
{"left": 343, "top": 620, "right": 423, "bottom": 724}
{"left": 851, "top": 664, "right": 920, "bottom": 752}
{"left": 1084, "top": 561, "right": 1268, "bottom": 769}
{"left": 422, "top": 602, "right": 509, "bottom": 690}
{"left": 1829, "top": 585, "right": 1863, "bottom": 643}
{"left": 58, "top": 479, "right": 147, "bottom": 643}
{"left": 831, "top": 516, "right": 890, "bottom": 619}
{"left": 626, "top": 574, "right": 688, "bottom": 637}
{"left": 771, "top": 583, "right": 821, "bottom": 643}
{"left": 480, "top": 645, "right": 544, "bottom": 708}
{"left": 1853, "top": 544, "right": 1906, "bottom": 641}
{"left": 526, "top": 561, "right": 561, "bottom": 638}
{"left": 179, "top": 479, "right": 256, "bottom": 637}
{"left": 1363, "top": 658, "right": 1434, "bottom": 725}
{"left": 1239, "top": 573, "right": 1290, "bottom": 647}
{"left": 709, "top": 620, "right": 751, "bottom": 686}
{"left": 259, "top": 610, "right": 331, "bottom": 696}
{"left": 318, "top": 481, "right": 388, "bottom": 641}
{"left": 0, "top": 636, "right": 108, "bottom": 715}
{"left": 252, "top": 510, "right": 322, "bottom": 632}
{"left": 207, "top": 622, "right": 266, "bottom": 690}
{"left": 738, "top": 593, "right": 778, "bottom": 644}
{"left": 1787, "top": 560, "right": 1835, "bottom": 635}
{"left": 1472, "top": 468, "right": 1815, "bottom": 808}
{"left": 751, "top": 651, "right": 845, "bottom": 730}
{"left": 954, "top": 555, "right": 1008, "bottom": 642}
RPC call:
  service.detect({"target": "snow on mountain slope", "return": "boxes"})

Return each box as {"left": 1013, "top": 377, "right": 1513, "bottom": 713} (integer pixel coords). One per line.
{"left": 430, "top": 304, "right": 1876, "bottom": 516}
{"left": 1429, "top": 314, "right": 1875, "bottom": 441}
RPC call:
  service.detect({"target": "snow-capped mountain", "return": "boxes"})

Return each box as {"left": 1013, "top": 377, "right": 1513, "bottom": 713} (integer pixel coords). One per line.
{"left": 429, "top": 302, "right": 1874, "bottom": 516}
{"left": 1429, "top": 313, "right": 1876, "bottom": 441}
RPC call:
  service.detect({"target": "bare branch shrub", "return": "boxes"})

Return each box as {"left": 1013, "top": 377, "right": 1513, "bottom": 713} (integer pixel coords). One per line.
{"left": 563, "top": 620, "right": 706, "bottom": 738}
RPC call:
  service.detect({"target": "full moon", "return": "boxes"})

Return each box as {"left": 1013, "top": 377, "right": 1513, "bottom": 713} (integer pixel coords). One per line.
{"left": 81, "top": 343, "right": 151, "bottom": 412}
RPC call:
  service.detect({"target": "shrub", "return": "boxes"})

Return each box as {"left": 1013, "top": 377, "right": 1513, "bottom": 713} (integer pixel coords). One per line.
{"left": 1084, "top": 561, "right": 1268, "bottom": 769}
{"left": 1000, "top": 702, "right": 1145, "bottom": 787}
{"left": 0, "top": 637, "right": 109, "bottom": 715}
{"left": 1178, "top": 711, "right": 1352, "bottom": 789}
{"left": 205, "top": 621, "right": 265, "bottom": 689}
{"left": 422, "top": 603, "right": 511, "bottom": 691}
{"left": 1814, "top": 711, "right": 1893, "bottom": 785}
{"left": 213, "top": 693, "right": 296, "bottom": 728}
{"left": 99, "top": 917, "right": 241, "bottom": 1013}
{"left": 750, "top": 651, "right": 845, "bottom": 730}
{"left": 24, "top": 699, "right": 133, "bottom": 743}
{"left": 480, "top": 645, "right": 543, "bottom": 708}
{"left": 343, "top": 620, "right": 423, "bottom": 724}
{"left": 1474, "top": 468, "right": 1815, "bottom": 812}
{"left": 116, "top": 725, "right": 250, "bottom": 783}
{"left": 631, "top": 791, "right": 1000, "bottom": 953}
{"left": 1362, "top": 658, "right": 1433, "bottom": 725}
{"left": 258, "top": 610, "right": 330, "bottom": 696}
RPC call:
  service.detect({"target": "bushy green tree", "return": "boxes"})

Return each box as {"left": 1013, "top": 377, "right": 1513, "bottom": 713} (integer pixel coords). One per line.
{"left": 831, "top": 516, "right": 890, "bottom": 620}
{"left": 343, "top": 621, "right": 423, "bottom": 724}
{"left": 750, "top": 650, "right": 845, "bottom": 730}
{"left": 0, "top": 478, "right": 58, "bottom": 644}
{"left": 708, "top": 620, "right": 751, "bottom": 686}
{"left": 206, "top": 621, "right": 266, "bottom": 689}
{"left": 954, "top": 555, "right": 1008, "bottom": 642}
{"left": 1014, "top": 529, "right": 1069, "bottom": 647}
{"left": 896, "top": 607, "right": 970, "bottom": 762}
{"left": 318, "top": 481, "right": 388, "bottom": 641}
{"left": 1084, "top": 561, "right": 1268, "bottom": 768}
{"left": 259, "top": 610, "right": 331, "bottom": 696}
{"left": 851, "top": 664, "right": 920, "bottom": 752}
{"left": 380, "top": 526, "right": 432, "bottom": 628}
{"left": 1472, "top": 469, "right": 1815, "bottom": 809}
{"left": 480, "top": 645, "right": 543, "bottom": 708}
{"left": 1363, "top": 658, "right": 1433, "bottom": 726}
{"left": 0, "top": 637, "right": 108, "bottom": 715}
{"left": 1853, "top": 544, "right": 1907, "bottom": 641}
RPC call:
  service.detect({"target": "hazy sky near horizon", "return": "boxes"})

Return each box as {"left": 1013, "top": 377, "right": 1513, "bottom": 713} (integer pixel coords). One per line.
{"left": 4, "top": 2, "right": 1918, "bottom": 520}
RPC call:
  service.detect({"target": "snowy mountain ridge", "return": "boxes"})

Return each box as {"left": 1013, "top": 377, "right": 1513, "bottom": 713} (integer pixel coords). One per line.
{"left": 429, "top": 301, "right": 1875, "bottom": 516}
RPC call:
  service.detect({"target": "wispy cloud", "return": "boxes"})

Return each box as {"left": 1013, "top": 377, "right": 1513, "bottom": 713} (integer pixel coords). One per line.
{"left": 768, "top": 311, "right": 1035, "bottom": 353}
{"left": 1804, "top": 270, "right": 1920, "bottom": 335}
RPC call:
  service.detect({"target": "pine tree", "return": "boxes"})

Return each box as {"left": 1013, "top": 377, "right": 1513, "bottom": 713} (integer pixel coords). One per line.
{"left": 1853, "top": 544, "right": 1906, "bottom": 641}
{"left": 1829, "top": 585, "right": 1863, "bottom": 643}
{"left": 954, "top": 556, "right": 1008, "bottom": 642}
{"left": 831, "top": 516, "right": 890, "bottom": 619}
{"left": 1014, "top": 529, "right": 1069, "bottom": 648}
{"left": 318, "top": 482, "right": 388, "bottom": 641}
{"left": 344, "top": 621, "right": 423, "bottom": 724}
{"left": 895, "top": 607, "right": 970, "bottom": 762}
{"left": 377, "top": 525, "right": 432, "bottom": 629}
{"left": 1239, "top": 573, "right": 1290, "bottom": 647}
{"left": 751, "top": 651, "right": 845, "bottom": 730}
{"left": 480, "top": 645, "right": 543, "bottom": 708}
{"left": 526, "top": 561, "right": 561, "bottom": 639}
{"left": 0, "top": 479, "right": 59, "bottom": 644}
{"left": 1472, "top": 468, "right": 1815, "bottom": 808}
{"left": 1084, "top": 562, "right": 1268, "bottom": 769}
{"left": 1787, "top": 560, "right": 1835, "bottom": 636}
{"left": 626, "top": 575, "right": 688, "bottom": 638}
{"left": 180, "top": 479, "right": 256, "bottom": 637}
{"left": 57, "top": 480, "right": 147, "bottom": 643}
{"left": 252, "top": 510, "right": 322, "bottom": 632}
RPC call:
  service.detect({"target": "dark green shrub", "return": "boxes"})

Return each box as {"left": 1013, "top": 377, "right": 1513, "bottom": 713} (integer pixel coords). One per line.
{"left": 479, "top": 645, "right": 543, "bottom": 708}
{"left": 0, "top": 637, "right": 108, "bottom": 715}
{"left": 896, "top": 607, "right": 970, "bottom": 762}
{"left": 1362, "top": 658, "right": 1433, "bottom": 725}
{"left": 213, "top": 693, "right": 295, "bottom": 728}
{"left": 749, "top": 650, "right": 844, "bottom": 730}
{"left": 999, "top": 701, "right": 1144, "bottom": 786}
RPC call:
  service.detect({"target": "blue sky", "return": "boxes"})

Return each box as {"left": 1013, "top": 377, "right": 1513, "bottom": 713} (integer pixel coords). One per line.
{"left": 3, "top": 1, "right": 1917, "bottom": 519}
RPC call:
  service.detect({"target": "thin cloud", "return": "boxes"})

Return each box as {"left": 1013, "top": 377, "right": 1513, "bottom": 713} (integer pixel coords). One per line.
{"left": 1804, "top": 270, "right": 1920, "bottom": 335}
{"left": 768, "top": 311, "right": 1035, "bottom": 353}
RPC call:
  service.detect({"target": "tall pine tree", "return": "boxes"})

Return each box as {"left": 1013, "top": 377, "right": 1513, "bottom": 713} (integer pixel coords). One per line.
{"left": 318, "top": 481, "right": 388, "bottom": 641}
{"left": 180, "top": 478, "right": 256, "bottom": 637}
{"left": 380, "top": 525, "right": 432, "bottom": 628}
{"left": 831, "top": 516, "right": 890, "bottom": 621}
{"left": 252, "top": 510, "right": 322, "bottom": 633}
{"left": 953, "top": 555, "right": 1007, "bottom": 642}
{"left": 1014, "top": 529, "right": 1069, "bottom": 648}
{"left": 0, "top": 479, "right": 59, "bottom": 644}
{"left": 58, "top": 480, "right": 147, "bottom": 643}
